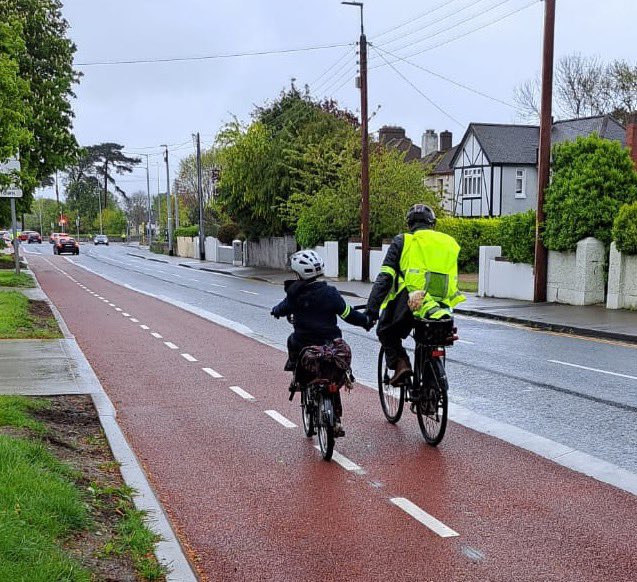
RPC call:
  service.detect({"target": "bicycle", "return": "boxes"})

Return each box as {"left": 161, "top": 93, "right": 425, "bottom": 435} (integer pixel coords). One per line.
{"left": 377, "top": 317, "right": 456, "bottom": 445}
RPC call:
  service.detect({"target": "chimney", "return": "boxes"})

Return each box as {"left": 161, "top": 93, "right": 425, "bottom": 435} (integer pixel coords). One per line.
{"left": 421, "top": 129, "right": 438, "bottom": 157}
{"left": 440, "top": 130, "right": 453, "bottom": 151}
{"left": 379, "top": 126, "right": 406, "bottom": 144}
{"left": 627, "top": 112, "right": 637, "bottom": 167}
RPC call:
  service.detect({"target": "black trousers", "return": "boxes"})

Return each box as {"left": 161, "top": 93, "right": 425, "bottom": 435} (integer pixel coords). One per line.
{"left": 376, "top": 290, "right": 414, "bottom": 370}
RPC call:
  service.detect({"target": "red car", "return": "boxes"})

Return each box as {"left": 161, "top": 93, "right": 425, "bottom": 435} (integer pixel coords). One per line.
{"left": 53, "top": 236, "right": 79, "bottom": 255}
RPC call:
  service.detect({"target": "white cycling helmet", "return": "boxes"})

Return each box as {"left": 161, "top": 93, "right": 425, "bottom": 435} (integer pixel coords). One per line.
{"left": 290, "top": 250, "right": 325, "bottom": 280}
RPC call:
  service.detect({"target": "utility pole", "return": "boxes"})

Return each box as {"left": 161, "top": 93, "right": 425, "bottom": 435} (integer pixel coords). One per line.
{"left": 195, "top": 132, "right": 205, "bottom": 260}
{"left": 142, "top": 154, "right": 152, "bottom": 245}
{"left": 343, "top": 1, "right": 370, "bottom": 282}
{"left": 162, "top": 145, "right": 173, "bottom": 255}
{"left": 533, "top": 0, "right": 556, "bottom": 303}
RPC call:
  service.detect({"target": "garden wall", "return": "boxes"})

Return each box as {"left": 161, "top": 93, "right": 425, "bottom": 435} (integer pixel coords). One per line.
{"left": 607, "top": 242, "right": 637, "bottom": 310}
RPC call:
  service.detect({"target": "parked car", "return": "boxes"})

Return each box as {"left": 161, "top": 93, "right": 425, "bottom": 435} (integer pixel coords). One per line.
{"left": 94, "top": 234, "right": 109, "bottom": 245}
{"left": 0, "top": 230, "right": 12, "bottom": 244}
{"left": 49, "top": 232, "right": 63, "bottom": 244}
{"left": 18, "top": 231, "right": 30, "bottom": 242}
{"left": 26, "top": 231, "right": 42, "bottom": 244}
{"left": 53, "top": 236, "right": 79, "bottom": 255}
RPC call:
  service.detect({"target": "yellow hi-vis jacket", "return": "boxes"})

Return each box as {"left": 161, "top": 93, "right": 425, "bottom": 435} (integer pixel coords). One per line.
{"left": 380, "top": 229, "right": 465, "bottom": 319}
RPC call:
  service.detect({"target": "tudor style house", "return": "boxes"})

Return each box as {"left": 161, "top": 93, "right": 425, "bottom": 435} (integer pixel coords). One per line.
{"left": 450, "top": 115, "right": 627, "bottom": 217}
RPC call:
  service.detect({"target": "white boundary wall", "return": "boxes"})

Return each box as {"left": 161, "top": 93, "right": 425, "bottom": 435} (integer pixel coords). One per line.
{"left": 175, "top": 237, "right": 198, "bottom": 259}
{"left": 204, "top": 236, "right": 233, "bottom": 264}
{"left": 607, "top": 242, "right": 637, "bottom": 309}
{"left": 478, "top": 246, "right": 534, "bottom": 301}
{"left": 547, "top": 237, "right": 605, "bottom": 305}
{"left": 347, "top": 241, "right": 390, "bottom": 281}
{"left": 310, "top": 241, "right": 338, "bottom": 278}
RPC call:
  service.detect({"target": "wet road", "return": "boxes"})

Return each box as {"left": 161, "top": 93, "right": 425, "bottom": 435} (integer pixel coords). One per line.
{"left": 28, "top": 250, "right": 637, "bottom": 581}
{"left": 25, "top": 243, "right": 637, "bottom": 474}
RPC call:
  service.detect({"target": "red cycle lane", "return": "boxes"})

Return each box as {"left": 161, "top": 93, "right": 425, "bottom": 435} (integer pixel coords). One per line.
{"left": 32, "top": 255, "right": 637, "bottom": 582}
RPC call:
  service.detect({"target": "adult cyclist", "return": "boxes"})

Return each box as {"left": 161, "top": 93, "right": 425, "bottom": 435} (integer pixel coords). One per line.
{"left": 366, "top": 204, "right": 465, "bottom": 388}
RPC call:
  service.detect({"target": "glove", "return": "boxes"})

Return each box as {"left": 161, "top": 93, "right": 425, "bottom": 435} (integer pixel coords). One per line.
{"left": 365, "top": 309, "right": 378, "bottom": 331}
{"left": 270, "top": 307, "right": 281, "bottom": 319}
{"left": 363, "top": 314, "right": 376, "bottom": 332}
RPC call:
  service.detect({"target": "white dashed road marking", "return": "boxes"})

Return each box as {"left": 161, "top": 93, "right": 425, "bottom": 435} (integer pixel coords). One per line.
{"left": 130, "top": 318, "right": 139, "bottom": 323}
{"left": 265, "top": 410, "right": 297, "bottom": 428}
{"left": 115, "top": 307, "right": 122, "bottom": 312}
{"left": 122, "top": 312, "right": 131, "bottom": 317}
{"left": 108, "top": 303, "right": 115, "bottom": 307}
{"left": 313, "top": 446, "right": 365, "bottom": 473}
{"left": 151, "top": 332, "right": 163, "bottom": 339}
{"left": 549, "top": 359, "right": 637, "bottom": 381}
{"left": 164, "top": 342, "right": 179, "bottom": 350}
{"left": 390, "top": 498, "right": 459, "bottom": 538}
{"left": 202, "top": 367, "right": 223, "bottom": 379}
{"left": 140, "top": 325, "right": 150, "bottom": 330}
{"left": 181, "top": 353, "right": 197, "bottom": 362}
{"left": 241, "top": 290, "right": 259, "bottom": 295}
{"left": 228, "top": 386, "right": 255, "bottom": 400}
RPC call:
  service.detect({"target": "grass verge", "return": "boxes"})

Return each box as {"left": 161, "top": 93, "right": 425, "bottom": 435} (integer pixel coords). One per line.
{"left": 0, "top": 292, "right": 62, "bottom": 339}
{"left": 458, "top": 279, "right": 478, "bottom": 293}
{"left": 0, "top": 395, "right": 167, "bottom": 581}
{"left": 0, "top": 271, "right": 35, "bottom": 288}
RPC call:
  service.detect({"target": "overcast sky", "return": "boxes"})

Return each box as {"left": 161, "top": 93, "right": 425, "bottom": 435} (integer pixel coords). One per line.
{"left": 47, "top": 0, "right": 636, "bottom": 199}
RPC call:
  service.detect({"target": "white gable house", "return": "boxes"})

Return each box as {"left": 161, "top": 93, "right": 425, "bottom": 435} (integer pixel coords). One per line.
{"left": 450, "top": 115, "right": 627, "bottom": 217}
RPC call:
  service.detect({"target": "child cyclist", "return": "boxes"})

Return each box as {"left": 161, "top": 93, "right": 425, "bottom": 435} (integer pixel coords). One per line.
{"left": 271, "top": 250, "right": 372, "bottom": 434}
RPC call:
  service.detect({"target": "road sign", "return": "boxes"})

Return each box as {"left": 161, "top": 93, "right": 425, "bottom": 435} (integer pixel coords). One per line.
{"left": 0, "top": 157, "right": 22, "bottom": 198}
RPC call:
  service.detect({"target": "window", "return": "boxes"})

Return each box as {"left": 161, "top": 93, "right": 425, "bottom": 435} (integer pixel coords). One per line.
{"left": 463, "top": 168, "right": 482, "bottom": 198}
{"left": 515, "top": 168, "right": 526, "bottom": 198}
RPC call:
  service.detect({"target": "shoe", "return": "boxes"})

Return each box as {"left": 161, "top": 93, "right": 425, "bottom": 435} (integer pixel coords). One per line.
{"left": 334, "top": 420, "right": 345, "bottom": 438}
{"left": 390, "top": 358, "right": 412, "bottom": 387}
{"left": 284, "top": 360, "right": 295, "bottom": 371}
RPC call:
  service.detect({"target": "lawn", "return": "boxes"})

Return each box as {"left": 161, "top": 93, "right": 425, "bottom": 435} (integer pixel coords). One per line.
{"left": 0, "top": 291, "right": 62, "bottom": 339}
{"left": 0, "top": 395, "right": 167, "bottom": 581}
{"left": 0, "top": 271, "right": 35, "bottom": 288}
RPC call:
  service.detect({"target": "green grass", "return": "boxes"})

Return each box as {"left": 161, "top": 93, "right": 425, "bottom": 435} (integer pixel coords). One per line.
{"left": 0, "top": 419, "right": 91, "bottom": 581}
{"left": 0, "top": 292, "right": 62, "bottom": 339}
{"left": 0, "top": 396, "right": 49, "bottom": 435}
{"left": 458, "top": 279, "right": 478, "bottom": 293}
{"left": 0, "top": 271, "right": 35, "bottom": 288}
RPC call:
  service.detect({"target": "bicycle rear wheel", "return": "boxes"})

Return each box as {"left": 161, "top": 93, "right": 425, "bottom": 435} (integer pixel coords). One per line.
{"left": 317, "top": 395, "right": 335, "bottom": 461}
{"left": 378, "top": 347, "right": 404, "bottom": 424}
{"left": 416, "top": 356, "right": 448, "bottom": 446}
{"left": 300, "top": 388, "right": 315, "bottom": 437}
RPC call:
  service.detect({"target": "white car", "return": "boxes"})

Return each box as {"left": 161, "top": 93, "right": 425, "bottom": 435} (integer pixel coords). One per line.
{"left": 94, "top": 234, "right": 109, "bottom": 245}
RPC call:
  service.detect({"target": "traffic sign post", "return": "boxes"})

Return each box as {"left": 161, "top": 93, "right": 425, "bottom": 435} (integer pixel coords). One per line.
{"left": 0, "top": 157, "right": 22, "bottom": 275}
{"left": 10, "top": 199, "right": 20, "bottom": 275}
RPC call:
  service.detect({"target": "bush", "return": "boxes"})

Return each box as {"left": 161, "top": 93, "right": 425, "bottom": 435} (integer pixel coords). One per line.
{"left": 613, "top": 202, "right": 637, "bottom": 255}
{"left": 150, "top": 241, "right": 168, "bottom": 255}
{"left": 217, "top": 223, "right": 241, "bottom": 245}
{"left": 543, "top": 134, "right": 637, "bottom": 251}
{"left": 499, "top": 210, "right": 536, "bottom": 264}
{"left": 437, "top": 217, "right": 501, "bottom": 272}
{"left": 174, "top": 225, "right": 199, "bottom": 238}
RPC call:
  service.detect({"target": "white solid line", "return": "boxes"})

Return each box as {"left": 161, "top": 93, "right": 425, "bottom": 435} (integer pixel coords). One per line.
{"left": 228, "top": 385, "right": 255, "bottom": 400}
{"left": 390, "top": 498, "right": 459, "bottom": 538}
{"left": 130, "top": 318, "right": 139, "bottom": 323}
{"left": 548, "top": 359, "right": 637, "bottom": 381}
{"left": 151, "top": 332, "right": 163, "bottom": 339}
{"left": 202, "top": 367, "right": 223, "bottom": 379}
{"left": 164, "top": 341, "right": 179, "bottom": 350}
{"left": 265, "top": 410, "right": 297, "bottom": 428}
{"left": 140, "top": 325, "right": 150, "bottom": 330}
{"left": 241, "top": 290, "right": 259, "bottom": 295}
{"left": 314, "top": 446, "right": 365, "bottom": 473}
{"left": 181, "top": 353, "right": 197, "bottom": 362}
{"left": 115, "top": 307, "right": 122, "bottom": 312}
{"left": 122, "top": 312, "right": 131, "bottom": 317}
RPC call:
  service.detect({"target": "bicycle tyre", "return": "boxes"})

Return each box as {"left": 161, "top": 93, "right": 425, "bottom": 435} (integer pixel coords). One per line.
{"left": 317, "top": 396, "right": 334, "bottom": 461}
{"left": 378, "top": 347, "right": 404, "bottom": 423}
{"left": 300, "top": 388, "right": 315, "bottom": 437}
{"left": 416, "top": 356, "right": 449, "bottom": 446}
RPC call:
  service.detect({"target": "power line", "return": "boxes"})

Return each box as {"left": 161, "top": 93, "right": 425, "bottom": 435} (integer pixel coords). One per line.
{"left": 76, "top": 42, "right": 350, "bottom": 67}
{"left": 310, "top": 47, "right": 354, "bottom": 86}
{"left": 370, "top": 45, "right": 463, "bottom": 128}
{"left": 371, "top": 43, "right": 515, "bottom": 108}
{"left": 314, "top": 50, "right": 357, "bottom": 94}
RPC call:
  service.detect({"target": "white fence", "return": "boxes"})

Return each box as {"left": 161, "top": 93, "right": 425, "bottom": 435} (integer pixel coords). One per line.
{"left": 478, "top": 246, "right": 534, "bottom": 301}
{"left": 607, "top": 242, "right": 637, "bottom": 309}
{"left": 310, "top": 241, "right": 339, "bottom": 278}
{"left": 347, "top": 241, "right": 390, "bottom": 282}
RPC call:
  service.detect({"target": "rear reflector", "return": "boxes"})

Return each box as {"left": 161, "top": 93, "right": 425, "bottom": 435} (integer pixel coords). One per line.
{"left": 431, "top": 350, "right": 445, "bottom": 358}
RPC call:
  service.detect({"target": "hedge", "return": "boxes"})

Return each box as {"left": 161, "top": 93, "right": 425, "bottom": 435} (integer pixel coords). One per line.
{"left": 613, "top": 202, "right": 637, "bottom": 255}
{"left": 499, "top": 210, "right": 536, "bottom": 264}
{"left": 174, "top": 225, "right": 199, "bottom": 238}
{"left": 437, "top": 217, "right": 501, "bottom": 272}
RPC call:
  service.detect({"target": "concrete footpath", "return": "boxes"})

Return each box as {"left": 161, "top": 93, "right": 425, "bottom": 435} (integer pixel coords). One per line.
{"left": 127, "top": 244, "right": 637, "bottom": 344}
{"left": 0, "top": 263, "right": 197, "bottom": 581}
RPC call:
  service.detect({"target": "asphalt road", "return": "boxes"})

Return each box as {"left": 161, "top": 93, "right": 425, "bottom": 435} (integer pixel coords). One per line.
{"left": 27, "top": 249, "right": 637, "bottom": 582}
{"left": 25, "top": 243, "right": 637, "bottom": 474}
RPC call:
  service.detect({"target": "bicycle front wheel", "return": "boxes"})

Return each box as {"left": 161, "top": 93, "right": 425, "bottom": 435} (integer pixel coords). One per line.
{"left": 317, "top": 396, "right": 335, "bottom": 461}
{"left": 301, "top": 388, "right": 315, "bottom": 437}
{"left": 378, "top": 347, "right": 404, "bottom": 423}
{"left": 416, "top": 357, "right": 449, "bottom": 446}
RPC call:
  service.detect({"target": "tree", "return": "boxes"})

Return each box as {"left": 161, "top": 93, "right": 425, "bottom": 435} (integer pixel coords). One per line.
{"left": 123, "top": 190, "right": 148, "bottom": 231}
{"left": 0, "top": 0, "right": 80, "bottom": 207}
{"left": 86, "top": 143, "right": 141, "bottom": 208}
{"left": 22, "top": 196, "right": 59, "bottom": 232}
{"left": 514, "top": 54, "right": 637, "bottom": 124}
{"left": 543, "top": 134, "right": 637, "bottom": 251}
{"left": 96, "top": 207, "right": 126, "bottom": 235}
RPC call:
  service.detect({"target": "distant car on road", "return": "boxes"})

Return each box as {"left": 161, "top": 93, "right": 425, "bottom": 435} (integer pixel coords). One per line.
{"left": 53, "top": 236, "right": 79, "bottom": 255}
{"left": 49, "top": 232, "right": 63, "bottom": 244}
{"left": 0, "top": 230, "right": 12, "bottom": 244}
{"left": 22, "top": 231, "right": 42, "bottom": 244}
{"left": 94, "top": 234, "right": 109, "bottom": 246}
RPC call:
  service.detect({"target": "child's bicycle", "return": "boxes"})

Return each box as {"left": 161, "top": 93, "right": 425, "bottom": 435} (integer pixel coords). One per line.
{"left": 377, "top": 318, "right": 456, "bottom": 445}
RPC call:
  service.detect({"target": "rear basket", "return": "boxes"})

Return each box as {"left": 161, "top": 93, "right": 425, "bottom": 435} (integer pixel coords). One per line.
{"left": 413, "top": 318, "right": 454, "bottom": 346}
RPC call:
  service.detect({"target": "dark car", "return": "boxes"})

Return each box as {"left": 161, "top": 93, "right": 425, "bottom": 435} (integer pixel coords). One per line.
{"left": 27, "top": 231, "right": 42, "bottom": 244}
{"left": 53, "top": 236, "right": 79, "bottom": 255}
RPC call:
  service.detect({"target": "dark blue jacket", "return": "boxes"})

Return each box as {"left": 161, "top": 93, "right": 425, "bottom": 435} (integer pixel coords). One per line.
{"left": 272, "top": 279, "right": 367, "bottom": 343}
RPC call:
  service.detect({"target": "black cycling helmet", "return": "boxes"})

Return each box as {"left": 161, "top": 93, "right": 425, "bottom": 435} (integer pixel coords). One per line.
{"left": 406, "top": 204, "right": 436, "bottom": 229}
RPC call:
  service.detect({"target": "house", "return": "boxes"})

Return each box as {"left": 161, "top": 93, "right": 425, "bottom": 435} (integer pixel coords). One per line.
{"left": 450, "top": 115, "right": 627, "bottom": 217}
{"left": 378, "top": 126, "right": 422, "bottom": 161}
